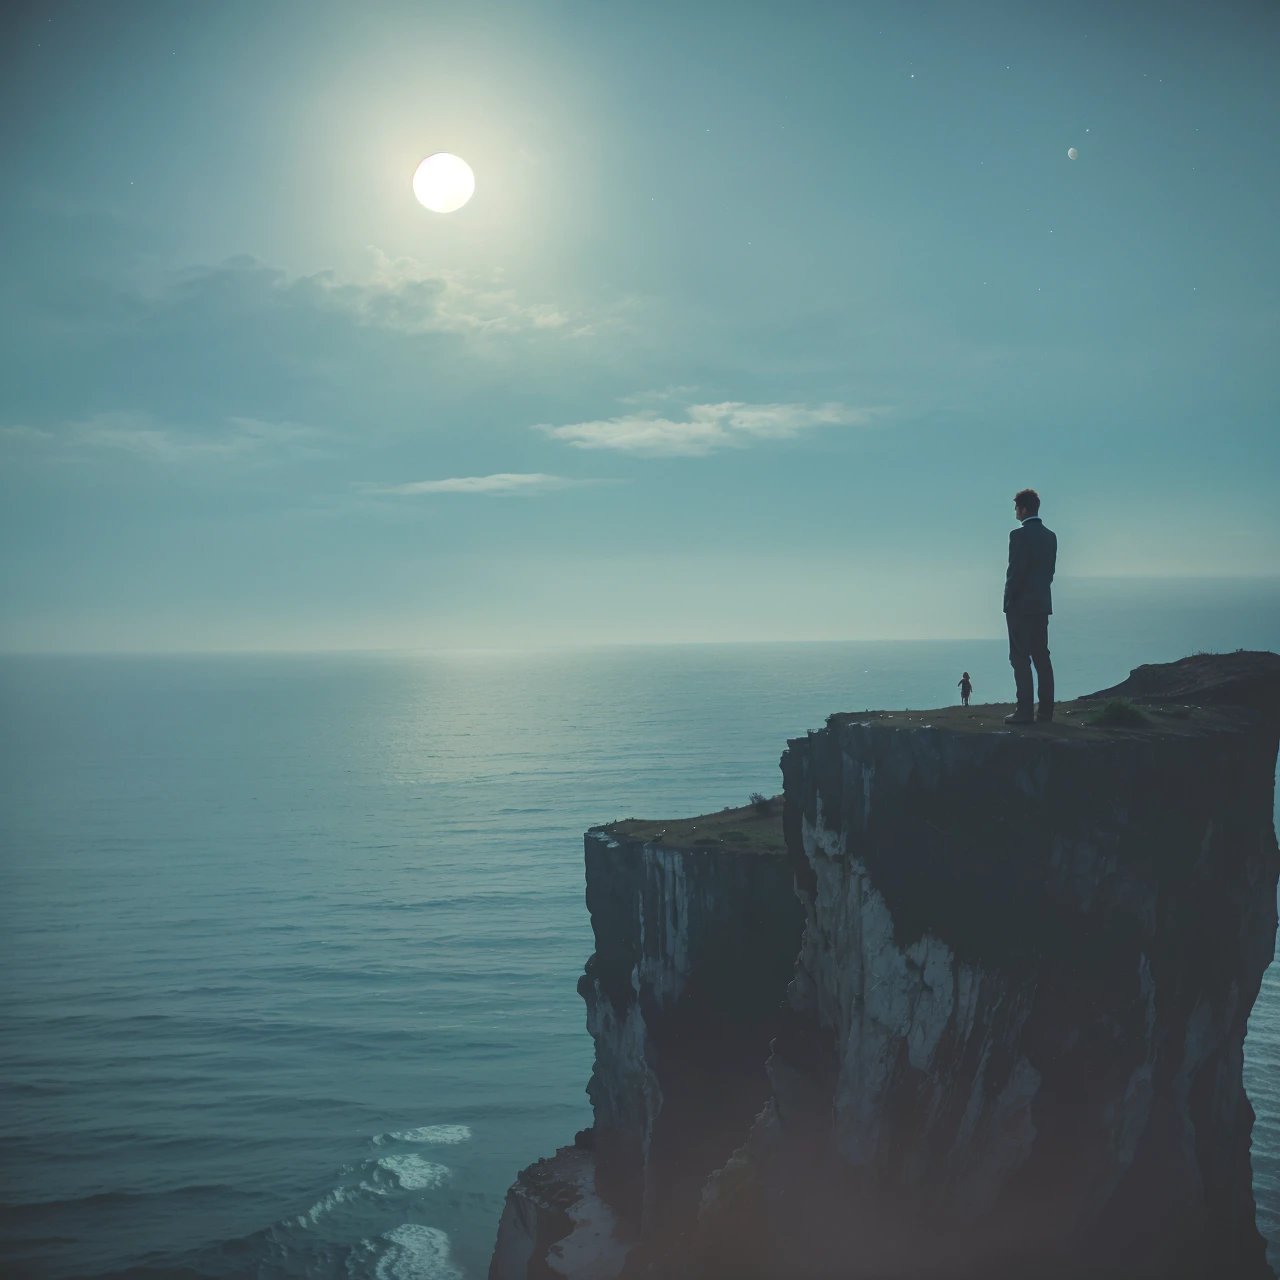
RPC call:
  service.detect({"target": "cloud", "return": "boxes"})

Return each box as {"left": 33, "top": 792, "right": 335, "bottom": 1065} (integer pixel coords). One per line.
{"left": 617, "top": 386, "right": 702, "bottom": 406}
{"left": 0, "top": 412, "right": 319, "bottom": 464}
{"left": 343, "top": 249, "right": 579, "bottom": 337}
{"left": 537, "top": 400, "right": 874, "bottom": 456}
{"left": 0, "top": 424, "right": 56, "bottom": 445}
{"left": 147, "top": 252, "right": 578, "bottom": 344}
{"left": 367, "top": 472, "right": 601, "bottom": 496}
{"left": 0, "top": 223, "right": 597, "bottom": 441}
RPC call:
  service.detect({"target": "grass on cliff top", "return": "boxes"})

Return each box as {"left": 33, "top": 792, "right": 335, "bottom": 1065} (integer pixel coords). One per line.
{"left": 606, "top": 796, "right": 787, "bottom": 856}
{"left": 1083, "top": 698, "right": 1149, "bottom": 727}
{"left": 820, "top": 701, "right": 1216, "bottom": 738}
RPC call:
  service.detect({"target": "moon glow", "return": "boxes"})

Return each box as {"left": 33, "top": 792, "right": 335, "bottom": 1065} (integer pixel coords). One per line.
{"left": 1067, "top": 147, "right": 1079, "bottom": 160}
{"left": 412, "top": 153, "right": 475, "bottom": 213}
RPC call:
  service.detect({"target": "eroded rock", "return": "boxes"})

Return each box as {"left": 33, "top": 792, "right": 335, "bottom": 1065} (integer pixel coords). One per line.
{"left": 492, "top": 654, "right": 1280, "bottom": 1280}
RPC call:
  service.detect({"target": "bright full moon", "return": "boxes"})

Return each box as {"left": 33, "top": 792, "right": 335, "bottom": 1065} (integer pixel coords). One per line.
{"left": 412, "top": 153, "right": 475, "bottom": 213}
{"left": 1067, "top": 147, "right": 1079, "bottom": 160}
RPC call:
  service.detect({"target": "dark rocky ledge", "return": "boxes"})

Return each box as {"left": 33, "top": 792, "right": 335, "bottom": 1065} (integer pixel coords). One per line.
{"left": 490, "top": 652, "right": 1280, "bottom": 1280}
{"left": 1088, "top": 649, "right": 1280, "bottom": 719}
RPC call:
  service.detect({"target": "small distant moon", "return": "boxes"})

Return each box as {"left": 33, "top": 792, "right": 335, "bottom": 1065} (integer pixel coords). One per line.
{"left": 1067, "top": 147, "right": 1079, "bottom": 160}
{"left": 412, "top": 153, "right": 475, "bottom": 213}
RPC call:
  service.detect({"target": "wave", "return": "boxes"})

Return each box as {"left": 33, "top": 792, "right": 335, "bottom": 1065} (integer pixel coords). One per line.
{"left": 298, "top": 1179, "right": 387, "bottom": 1227}
{"left": 374, "top": 1124, "right": 472, "bottom": 1147}
{"left": 374, "top": 1155, "right": 450, "bottom": 1191}
{"left": 295, "top": 1141, "right": 458, "bottom": 1232}
{"left": 374, "top": 1224, "right": 460, "bottom": 1280}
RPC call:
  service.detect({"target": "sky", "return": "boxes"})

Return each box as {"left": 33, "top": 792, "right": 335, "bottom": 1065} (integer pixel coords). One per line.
{"left": 1, "top": 0, "right": 1277, "bottom": 650}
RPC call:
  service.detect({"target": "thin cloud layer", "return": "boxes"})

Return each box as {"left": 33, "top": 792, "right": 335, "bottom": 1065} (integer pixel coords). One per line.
{"left": 1, "top": 412, "right": 315, "bottom": 464}
{"left": 85, "top": 414, "right": 315, "bottom": 462}
{"left": 370, "top": 473, "right": 597, "bottom": 496}
{"left": 163, "top": 252, "right": 578, "bottom": 342}
{"left": 537, "top": 400, "right": 873, "bottom": 456}
{"left": 351, "top": 250, "right": 580, "bottom": 337}
{"left": 0, "top": 220, "right": 600, "bottom": 450}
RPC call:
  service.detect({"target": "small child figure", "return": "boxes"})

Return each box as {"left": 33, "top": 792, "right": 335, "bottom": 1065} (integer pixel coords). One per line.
{"left": 958, "top": 672, "right": 973, "bottom": 707}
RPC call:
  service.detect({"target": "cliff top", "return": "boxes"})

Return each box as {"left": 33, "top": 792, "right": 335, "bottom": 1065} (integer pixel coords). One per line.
{"left": 823, "top": 651, "right": 1280, "bottom": 740}
{"left": 600, "top": 797, "right": 786, "bottom": 856}
{"left": 1087, "top": 648, "right": 1280, "bottom": 717}
{"left": 591, "top": 654, "right": 1280, "bottom": 858}
{"left": 821, "top": 699, "right": 1253, "bottom": 740}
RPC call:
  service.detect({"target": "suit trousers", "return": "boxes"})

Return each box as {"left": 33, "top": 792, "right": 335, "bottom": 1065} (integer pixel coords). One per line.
{"left": 1006, "top": 613, "right": 1054, "bottom": 712}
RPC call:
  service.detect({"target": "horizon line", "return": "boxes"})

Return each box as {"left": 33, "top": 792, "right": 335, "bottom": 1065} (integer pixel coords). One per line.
{"left": 3, "top": 639, "right": 1277, "bottom": 660}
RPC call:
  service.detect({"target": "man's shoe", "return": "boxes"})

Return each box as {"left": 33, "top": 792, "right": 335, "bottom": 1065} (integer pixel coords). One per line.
{"left": 1004, "top": 708, "right": 1035, "bottom": 725}
{"left": 1036, "top": 708, "right": 1055, "bottom": 723}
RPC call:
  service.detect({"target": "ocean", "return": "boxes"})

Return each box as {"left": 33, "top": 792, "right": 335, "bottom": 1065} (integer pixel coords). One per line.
{"left": 2, "top": 578, "right": 1278, "bottom": 1279}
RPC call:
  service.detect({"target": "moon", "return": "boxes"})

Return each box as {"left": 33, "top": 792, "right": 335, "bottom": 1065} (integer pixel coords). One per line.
{"left": 1067, "top": 147, "right": 1079, "bottom": 160}
{"left": 412, "top": 153, "right": 475, "bottom": 213}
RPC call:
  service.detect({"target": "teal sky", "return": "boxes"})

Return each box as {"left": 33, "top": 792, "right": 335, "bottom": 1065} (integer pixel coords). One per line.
{"left": 2, "top": 0, "right": 1277, "bottom": 649}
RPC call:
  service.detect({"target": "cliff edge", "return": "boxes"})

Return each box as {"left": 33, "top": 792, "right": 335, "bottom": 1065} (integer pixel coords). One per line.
{"left": 489, "top": 800, "right": 804, "bottom": 1280}
{"left": 491, "top": 652, "right": 1280, "bottom": 1280}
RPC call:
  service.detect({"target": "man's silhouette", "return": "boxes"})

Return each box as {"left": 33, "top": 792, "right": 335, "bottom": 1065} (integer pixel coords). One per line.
{"left": 1003, "top": 488, "right": 1056, "bottom": 724}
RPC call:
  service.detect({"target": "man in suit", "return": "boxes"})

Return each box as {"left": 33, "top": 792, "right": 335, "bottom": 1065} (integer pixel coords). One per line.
{"left": 1003, "top": 488, "right": 1057, "bottom": 725}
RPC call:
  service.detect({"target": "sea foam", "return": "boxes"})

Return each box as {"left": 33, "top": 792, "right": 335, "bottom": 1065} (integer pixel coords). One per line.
{"left": 389, "top": 1124, "right": 472, "bottom": 1145}
{"left": 374, "top": 1223, "right": 461, "bottom": 1280}
{"left": 376, "top": 1154, "right": 451, "bottom": 1190}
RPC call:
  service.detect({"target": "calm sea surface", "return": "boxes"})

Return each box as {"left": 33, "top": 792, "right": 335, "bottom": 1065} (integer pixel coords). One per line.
{"left": 2, "top": 580, "right": 1279, "bottom": 1279}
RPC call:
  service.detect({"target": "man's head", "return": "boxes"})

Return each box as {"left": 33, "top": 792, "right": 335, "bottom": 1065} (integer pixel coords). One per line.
{"left": 1014, "top": 488, "right": 1041, "bottom": 520}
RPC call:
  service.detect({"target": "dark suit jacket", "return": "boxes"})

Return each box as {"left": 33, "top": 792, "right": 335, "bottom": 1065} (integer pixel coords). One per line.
{"left": 1004, "top": 517, "right": 1057, "bottom": 615}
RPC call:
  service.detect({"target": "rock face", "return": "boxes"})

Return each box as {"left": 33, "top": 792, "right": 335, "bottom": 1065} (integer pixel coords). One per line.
{"left": 490, "top": 806, "right": 804, "bottom": 1279}
{"left": 489, "top": 1132, "right": 631, "bottom": 1280}
{"left": 492, "top": 653, "right": 1280, "bottom": 1280}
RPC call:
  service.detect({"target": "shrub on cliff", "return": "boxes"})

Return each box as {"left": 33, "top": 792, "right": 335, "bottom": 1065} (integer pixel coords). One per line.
{"left": 1086, "top": 698, "right": 1148, "bottom": 727}
{"left": 749, "top": 792, "right": 773, "bottom": 817}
